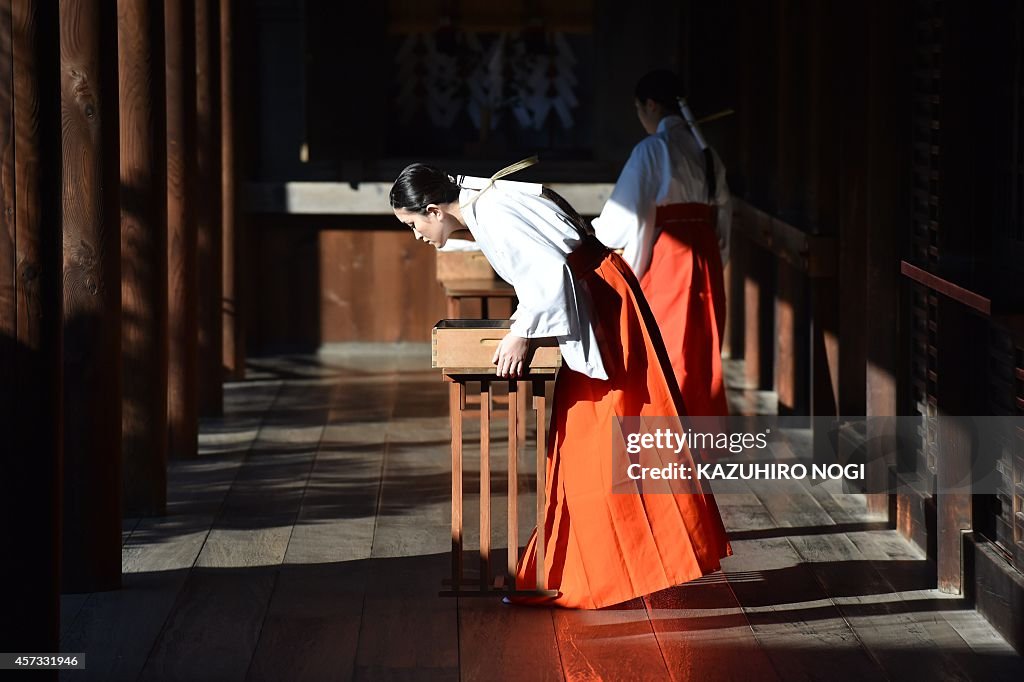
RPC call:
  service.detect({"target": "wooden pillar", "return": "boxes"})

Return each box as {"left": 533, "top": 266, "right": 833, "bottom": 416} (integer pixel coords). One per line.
{"left": 743, "top": 240, "right": 774, "bottom": 391}
{"left": 220, "top": 0, "right": 242, "bottom": 379}
{"left": 1, "top": 0, "right": 63, "bottom": 653}
{"left": 836, "top": 1, "right": 868, "bottom": 419}
{"left": 936, "top": 302, "right": 973, "bottom": 593}
{"left": 864, "top": 0, "right": 910, "bottom": 516}
{"left": 775, "top": 261, "right": 801, "bottom": 414}
{"left": 808, "top": 0, "right": 841, "bottom": 458}
{"left": 773, "top": 0, "right": 809, "bottom": 416}
{"left": 166, "top": 0, "right": 198, "bottom": 459}
{"left": 195, "top": 0, "right": 222, "bottom": 416}
{"left": 811, "top": 278, "right": 840, "bottom": 458}
{"left": 119, "top": 0, "right": 167, "bottom": 516}
{"left": 60, "top": 0, "right": 121, "bottom": 593}
{"left": 933, "top": 0, "right": 974, "bottom": 591}
{"left": 0, "top": 4, "right": 15, "bottom": 477}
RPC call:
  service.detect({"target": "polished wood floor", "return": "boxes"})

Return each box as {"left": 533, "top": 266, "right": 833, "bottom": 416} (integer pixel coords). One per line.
{"left": 59, "top": 348, "right": 1024, "bottom": 681}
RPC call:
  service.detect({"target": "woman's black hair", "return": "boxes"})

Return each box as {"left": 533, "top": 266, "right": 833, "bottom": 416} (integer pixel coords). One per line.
{"left": 634, "top": 69, "right": 686, "bottom": 112}
{"left": 389, "top": 163, "right": 460, "bottom": 213}
{"left": 635, "top": 69, "right": 716, "bottom": 200}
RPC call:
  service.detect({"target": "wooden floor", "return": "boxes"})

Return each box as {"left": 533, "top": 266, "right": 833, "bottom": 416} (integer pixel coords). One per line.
{"left": 60, "top": 347, "right": 1024, "bottom": 681}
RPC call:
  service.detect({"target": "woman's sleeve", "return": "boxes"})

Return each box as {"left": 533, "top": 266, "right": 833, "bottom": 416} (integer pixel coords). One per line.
{"left": 476, "top": 197, "right": 575, "bottom": 339}
{"left": 592, "top": 139, "right": 663, "bottom": 278}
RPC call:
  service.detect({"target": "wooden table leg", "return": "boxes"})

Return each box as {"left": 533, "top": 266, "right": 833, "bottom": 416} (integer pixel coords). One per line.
{"left": 533, "top": 380, "right": 547, "bottom": 590}
{"left": 447, "top": 296, "right": 461, "bottom": 319}
{"left": 480, "top": 381, "right": 491, "bottom": 591}
{"left": 507, "top": 380, "right": 519, "bottom": 582}
{"left": 517, "top": 386, "right": 528, "bottom": 450}
{"left": 449, "top": 381, "right": 464, "bottom": 589}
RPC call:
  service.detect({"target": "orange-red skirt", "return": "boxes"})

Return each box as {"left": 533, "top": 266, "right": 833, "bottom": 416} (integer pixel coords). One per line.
{"left": 639, "top": 203, "right": 729, "bottom": 417}
{"left": 513, "top": 238, "right": 731, "bottom": 609}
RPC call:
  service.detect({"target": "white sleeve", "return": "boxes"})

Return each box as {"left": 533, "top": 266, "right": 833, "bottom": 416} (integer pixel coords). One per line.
{"left": 474, "top": 198, "right": 574, "bottom": 339}
{"left": 592, "top": 139, "right": 663, "bottom": 279}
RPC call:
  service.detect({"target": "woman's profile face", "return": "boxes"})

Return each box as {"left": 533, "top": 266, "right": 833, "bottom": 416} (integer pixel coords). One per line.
{"left": 394, "top": 205, "right": 454, "bottom": 249}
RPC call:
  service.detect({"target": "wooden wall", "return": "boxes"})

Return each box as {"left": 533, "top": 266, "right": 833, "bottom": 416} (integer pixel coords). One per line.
{"left": 244, "top": 218, "right": 450, "bottom": 350}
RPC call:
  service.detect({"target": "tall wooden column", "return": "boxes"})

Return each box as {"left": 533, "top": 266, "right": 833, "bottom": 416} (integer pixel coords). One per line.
{"left": 195, "top": 0, "right": 222, "bottom": 416}
{"left": 836, "top": 1, "right": 868, "bottom": 419}
{"left": 119, "top": 0, "right": 167, "bottom": 515}
{"left": 60, "top": 0, "right": 122, "bottom": 593}
{"left": 808, "top": 0, "right": 840, "bottom": 458}
{"left": 2, "top": 0, "right": 63, "bottom": 653}
{"left": 773, "top": 0, "right": 809, "bottom": 416}
{"left": 220, "top": 0, "right": 243, "bottom": 379}
{"left": 166, "top": 0, "right": 198, "bottom": 459}
{"left": 864, "top": 0, "right": 910, "bottom": 516}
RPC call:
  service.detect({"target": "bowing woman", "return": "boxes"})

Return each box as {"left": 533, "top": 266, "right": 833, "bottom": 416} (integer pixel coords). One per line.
{"left": 593, "top": 69, "right": 731, "bottom": 418}
{"left": 390, "top": 162, "right": 731, "bottom": 609}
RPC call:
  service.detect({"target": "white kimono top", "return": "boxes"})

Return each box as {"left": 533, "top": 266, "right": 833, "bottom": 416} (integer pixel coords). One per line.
{"left": 592, "top": 116, "right": 732, "bottom": 279}
{"left": 458, "top": 175, "right": 609, "bottom": 380}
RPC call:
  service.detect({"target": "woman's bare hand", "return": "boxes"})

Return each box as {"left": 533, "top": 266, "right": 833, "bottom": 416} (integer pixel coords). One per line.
{"left": 492, "top": 333, "right": 529, "bottom": 378}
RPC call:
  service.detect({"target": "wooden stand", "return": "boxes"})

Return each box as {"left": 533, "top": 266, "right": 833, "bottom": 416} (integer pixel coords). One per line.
{"left": 435, "top": 249, "right": 518, "bottom": 319}
{"left": 443, "top": 279, "right": 518, "bottom": 319}
{"left": 433, "top": 320, "right": 560, "bottom": 598}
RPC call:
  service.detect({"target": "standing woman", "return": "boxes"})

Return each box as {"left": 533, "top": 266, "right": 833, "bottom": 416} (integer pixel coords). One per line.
{"left": 593, "top": 69, "right": 731, "bottom": 418}
{"left": 391, "top": 163, "right": 730, "bottom": 609}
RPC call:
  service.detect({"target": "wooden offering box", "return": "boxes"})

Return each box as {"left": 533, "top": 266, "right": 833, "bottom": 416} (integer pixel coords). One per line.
{"left": 432, "top": 319, "right": 561, "bottom": 373}
{"left": 432, "top": 319, "right": 561, "bottom": 598}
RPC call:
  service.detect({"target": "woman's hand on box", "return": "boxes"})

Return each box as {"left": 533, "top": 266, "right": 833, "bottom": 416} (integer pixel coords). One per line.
{"left": 492, "top": 333, "right": 529, "bottom": 378}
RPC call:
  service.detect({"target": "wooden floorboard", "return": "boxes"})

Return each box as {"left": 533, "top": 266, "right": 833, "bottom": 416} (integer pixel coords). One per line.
{"left": 56, "top": 352, "right": 1024, "bottom": 681}
{"left": 247, "top": 382, "right": 398, "bottom": 681}
{"left": 643, "top": 577, "right": 780, "bottom": 682}
{"left": 138, "top": 568, "right": 278, "bottom": 682}
{"left": 458, "top": 599, "right": 563, "bottom": 682}
{"left": 551, "top": 600, "right": 672, "bottom": 680}
{"left": 246, "top": 563, "right": 370, "bottom": 682}
{"left": 352, "top": 376, "right": 460, "bottom": 681}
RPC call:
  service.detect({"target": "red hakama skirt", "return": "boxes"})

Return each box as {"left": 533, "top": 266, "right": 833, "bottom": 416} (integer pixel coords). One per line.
{"left": 639, "top": 203, "right": 729, "bottom": 418}
{"left": 513, "top": 237, "right": 732, "bottom": 609}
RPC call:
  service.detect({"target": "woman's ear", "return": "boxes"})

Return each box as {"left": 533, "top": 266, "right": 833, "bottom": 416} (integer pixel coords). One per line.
{"left": 425, "top": 204, "right": 442, "bottom": 220}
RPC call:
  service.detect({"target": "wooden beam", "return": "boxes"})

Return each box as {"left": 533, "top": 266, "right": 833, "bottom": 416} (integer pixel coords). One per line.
{"left": 732, "top": 198, "right": 837, "bottom": 278}
{"left": 119, "top": 0, "right": 167, "bottom": 516}
{"left": 3, "top": 0, "right": 63, "bottom": 653}
{"left": 242, "top": 181, "right": 616, "bottom": 216}
{"left": 195, "top": 0, "right": 222, "bottom": 416}
{"left": 220, "top": 0, "right": 242, "bottom": 379}
{"left": 165, "top": 0, "right": 198, "bottom": 459}
{"left": 899, "top": 261, "right": 992, "bottom": 317}
{"left": 60, "top": 0, "right": 122, "bottom": 593}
